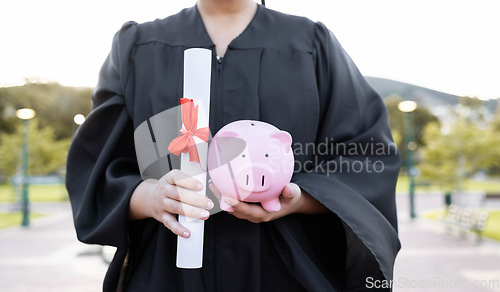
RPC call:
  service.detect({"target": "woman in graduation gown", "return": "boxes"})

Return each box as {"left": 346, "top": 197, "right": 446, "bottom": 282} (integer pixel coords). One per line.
{"left": 66, "top": 0, "right": 401, "bottom": 291}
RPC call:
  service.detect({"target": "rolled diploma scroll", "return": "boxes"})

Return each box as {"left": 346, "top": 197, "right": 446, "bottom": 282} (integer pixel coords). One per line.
{"left": 176, "top": 48, "right": 212, "bottom": 268}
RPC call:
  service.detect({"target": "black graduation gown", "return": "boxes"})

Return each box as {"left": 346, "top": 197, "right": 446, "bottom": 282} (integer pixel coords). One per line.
{"left": 66, "top": 4, "right": 401, "bottom": 292}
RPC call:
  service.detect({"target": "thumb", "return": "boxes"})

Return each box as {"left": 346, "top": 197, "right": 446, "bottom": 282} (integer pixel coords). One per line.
{"left": 281, "top": 183, "right": 298, "bottom": 199}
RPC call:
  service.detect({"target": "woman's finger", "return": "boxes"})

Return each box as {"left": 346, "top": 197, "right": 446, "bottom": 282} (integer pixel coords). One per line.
{"left": 165, "top": 184, "right": 214, "bottom": 210}
{"left": 162, "top": 169, "right": 203, "bottom": 191}
{"left": 161, "top": 212, "right": 191, "bottom": 238}
{"left": 225, "top": 197, "right": 268, "bottom": 219}
{"left": 281, "top": 183, "right": 300, "bottom": 199}
{"left": 162, "top": 198, "right": 210, "bottom": 220}
{"left": 281, "top": 184, "right": 294, "bottom": 199}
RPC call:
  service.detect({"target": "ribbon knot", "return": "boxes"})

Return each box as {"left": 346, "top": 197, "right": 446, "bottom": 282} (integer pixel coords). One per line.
{"left": 168, "top": 98, "right": 210, "bottom": 163}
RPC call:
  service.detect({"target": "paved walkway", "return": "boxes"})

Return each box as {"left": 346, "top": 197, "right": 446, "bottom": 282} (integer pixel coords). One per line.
{"left": 395, "top": 193, "right": 500, "bottom": 291}
{"left": 0, "top": 202, "right": 107, "bottom": 292}
{"left": 394, "top": 217, "right": 500, "bottom": 291}
{"left": 0, "top": 196, "right": 499, "bottom": 291}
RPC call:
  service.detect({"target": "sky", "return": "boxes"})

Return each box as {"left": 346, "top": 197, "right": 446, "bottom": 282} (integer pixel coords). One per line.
{"left": 1, "top": 0, "right": 499, "bottom": 100}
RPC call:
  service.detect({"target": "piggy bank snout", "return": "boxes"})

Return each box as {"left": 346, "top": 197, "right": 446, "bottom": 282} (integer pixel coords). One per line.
{"left": 235, "top": 165, "right": 273, "bottom": 193}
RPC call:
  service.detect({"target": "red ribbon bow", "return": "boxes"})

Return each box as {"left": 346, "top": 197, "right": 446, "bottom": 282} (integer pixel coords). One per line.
{"left": 168, "top": 98, "right": 210, "bottom": 163}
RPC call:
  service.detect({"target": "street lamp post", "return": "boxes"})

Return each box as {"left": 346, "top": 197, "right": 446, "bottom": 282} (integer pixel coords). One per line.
{"left": 16, "top": 108, "right": 36, "bottom": 227}
{"left": 398, "top": 101, "right": 417, "bottom": 219}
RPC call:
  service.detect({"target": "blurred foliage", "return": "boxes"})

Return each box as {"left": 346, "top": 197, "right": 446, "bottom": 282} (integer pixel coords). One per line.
{"left": 492, "top": 106, "right": 500, "bottom": 133}
{"left": 384, "top": 93, "right": 500, "bottom": 187}
{"left": 0, "top": 103, "right": 17, "bottom": 134}
{"left": 419, "top": 117, "right": 500, "bottom": 192}
{"left": 458, "top": 96, "right": 484, "bottom": 109}
{"left": 0, "top": 119, "right": 71, "bottom": 179}
{"left": 487, "top": 107, "right": 500, "bottom": 175}
{"left": 0, "top": 81, "right": 92, "bottom": 139}
{"left": 0, "top": 82, "right": 91, "bottom": 181}
{"left": 384, "top": 94, "right": 440, "bottom": 147}
{"left": 384, "top": 94, "right": 439, "bottom": 166}
{"left": 455, "top": 96, "right": 490, "bottom": 124}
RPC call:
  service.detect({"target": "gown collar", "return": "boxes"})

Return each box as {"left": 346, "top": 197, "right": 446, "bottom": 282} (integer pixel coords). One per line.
{"left": 189, "top": 3, "right": 264, "bottom": 50}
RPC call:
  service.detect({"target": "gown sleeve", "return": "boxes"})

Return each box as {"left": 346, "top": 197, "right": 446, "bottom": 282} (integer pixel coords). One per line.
{"left": 292, "top": 22, "right": 401, "bottom": 282}
{"left": 66, "top": 21, "right": 141, "bottom": 248}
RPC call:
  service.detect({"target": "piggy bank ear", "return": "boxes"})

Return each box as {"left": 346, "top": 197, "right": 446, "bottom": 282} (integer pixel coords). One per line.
{"left": 271, "top": 131, "right": 292, "bottom": 153}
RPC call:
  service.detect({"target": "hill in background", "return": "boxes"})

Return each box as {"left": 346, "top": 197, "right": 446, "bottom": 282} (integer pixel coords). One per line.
{"left": 366, "top": 76, "right": 499, "bottom": 118}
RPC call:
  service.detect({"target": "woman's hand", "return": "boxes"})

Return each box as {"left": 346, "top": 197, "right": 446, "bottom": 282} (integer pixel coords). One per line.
{"left": 129, "top": 169, "right": 214, "bottom": 238}
{"left": 208, "top": 182, "right": 328, "bottom": 223}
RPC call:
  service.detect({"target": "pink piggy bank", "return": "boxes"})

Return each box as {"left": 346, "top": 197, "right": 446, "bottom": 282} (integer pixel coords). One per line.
{"left": 207, "top": 120, "right": 294, "bottom": 212}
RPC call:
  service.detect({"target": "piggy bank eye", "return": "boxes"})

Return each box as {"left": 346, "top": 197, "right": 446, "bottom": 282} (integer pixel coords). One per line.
{"left": 242, "top": 154, "right": 246, "bottom": 158}
{"left": 265, "top": 154, "right": 269, "bottom": 157}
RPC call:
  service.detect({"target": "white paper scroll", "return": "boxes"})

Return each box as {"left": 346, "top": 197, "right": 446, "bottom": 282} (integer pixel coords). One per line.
{"left": 176, "top": 48, "right": 212, "bottom": 269}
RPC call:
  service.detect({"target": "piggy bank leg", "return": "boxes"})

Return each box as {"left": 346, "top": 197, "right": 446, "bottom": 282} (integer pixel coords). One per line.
{"left": 261, "top": 199, "right": 281, "bottom": 212}
{"left": 220, "top": 196, "right": 235, "bottom": 212}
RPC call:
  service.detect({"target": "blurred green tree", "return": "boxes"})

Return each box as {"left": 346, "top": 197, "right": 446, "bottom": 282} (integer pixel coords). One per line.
{"left": 492, "top": 106, "right": 500, "bottom": 133}
{"left": 384, "top": 95, "right": 440, "bottom": 146}
{"left": 487, "top": 106, "right": 500, "bottom": 176}
{"left": 0, "top": 82, "right": 91, "bottom": 139}
{"left": 0, "top": 119, "right": 71, "bottom": 180}
{"left": 419, "top": 117, "right": 500, "bottom": 191}
{"left": 458, "top": 96, "right": 483, "bottom": 109}
{"left": 0, "top": 103, "right": 17, "bottom": 134}
{"left": 384, "top": 94, "right": 439, "bottom": 168}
